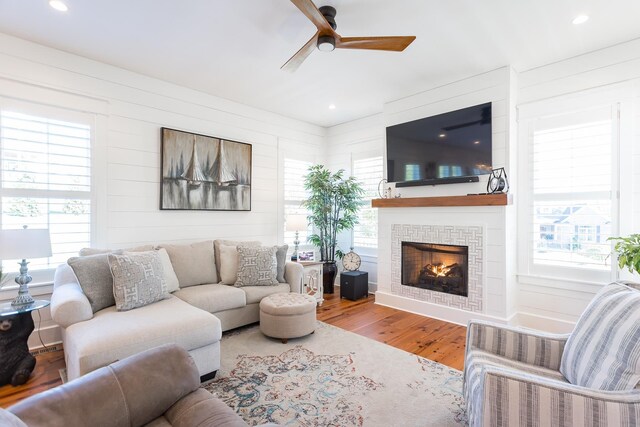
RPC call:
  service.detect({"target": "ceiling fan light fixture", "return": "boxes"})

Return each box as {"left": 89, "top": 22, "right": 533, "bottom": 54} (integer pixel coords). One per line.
{"left": 317, "top": 35, "right": 335, "bottom": 52}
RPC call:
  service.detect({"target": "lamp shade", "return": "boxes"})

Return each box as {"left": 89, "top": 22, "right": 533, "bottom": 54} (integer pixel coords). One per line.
{"left": 285, "top": 215, "right": 308, "bottom": 232}
{"left": 0, "top": 228, "right": 52, "bottom": 260}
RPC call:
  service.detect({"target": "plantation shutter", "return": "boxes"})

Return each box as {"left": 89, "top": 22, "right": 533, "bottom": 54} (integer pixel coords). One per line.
{"left": 353, "top": 156, "right": 383, "bottom": 249}
{"left": 0, "top": 109, "right": 92, "bottom": 272}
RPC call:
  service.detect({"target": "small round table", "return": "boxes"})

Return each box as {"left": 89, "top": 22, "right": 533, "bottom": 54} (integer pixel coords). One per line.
{"left": 0, "top": 299, "right": 50, "bottom": 387}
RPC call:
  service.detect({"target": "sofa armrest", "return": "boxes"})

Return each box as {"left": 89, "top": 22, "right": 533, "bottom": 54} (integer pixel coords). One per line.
{"left": 9, "top": 344, "right": 200, "bottom": 427}
{"left": 284, "top": 261, "right": 304, "bottom": 293}
{"left": 50, "top": 264, "right": 93, "bottom": 328}
{"left": 466, "top": 320, "right": 570, "bottom": 371}
{"left": 470, "top": 364, "right": 640, "bottom": 427}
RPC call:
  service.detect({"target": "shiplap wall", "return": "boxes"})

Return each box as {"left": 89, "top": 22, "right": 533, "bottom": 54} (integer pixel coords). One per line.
{"left": 0, "top": 33, "right": 325, "bottom": 348}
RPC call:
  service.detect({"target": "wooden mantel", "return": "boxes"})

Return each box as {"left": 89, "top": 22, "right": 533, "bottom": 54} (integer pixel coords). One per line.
{"left": 371, "top": 193, "right": 512, "bottom": 208}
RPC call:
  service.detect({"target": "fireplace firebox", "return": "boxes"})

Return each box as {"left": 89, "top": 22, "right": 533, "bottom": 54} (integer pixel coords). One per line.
{"left": 401, "top": 242, "right": 468, "bottom": 297}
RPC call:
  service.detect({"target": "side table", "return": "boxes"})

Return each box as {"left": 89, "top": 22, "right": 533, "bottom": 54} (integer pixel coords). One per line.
{"left": 298, "top": 261, "right": 323, "bottom": 306}
{"left": 0, "top": 299, "right": 50, "bottom": 386}
{"left": 340, "top": 271, "right": 369, "bottom": 301}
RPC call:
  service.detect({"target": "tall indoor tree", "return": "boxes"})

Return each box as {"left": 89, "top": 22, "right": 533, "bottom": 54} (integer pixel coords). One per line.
{"left": 303, "top": 165, "right": 364, "bottom": 293}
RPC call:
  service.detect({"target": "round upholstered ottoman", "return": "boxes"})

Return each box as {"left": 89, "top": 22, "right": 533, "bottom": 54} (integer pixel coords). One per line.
{"left": 259, "top": 293, "right": 317, "bottom": 343}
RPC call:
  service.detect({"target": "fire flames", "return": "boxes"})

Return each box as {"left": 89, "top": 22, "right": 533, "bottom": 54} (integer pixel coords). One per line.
{"left": 430, "top": 263, "right": 451, "bottom": 277}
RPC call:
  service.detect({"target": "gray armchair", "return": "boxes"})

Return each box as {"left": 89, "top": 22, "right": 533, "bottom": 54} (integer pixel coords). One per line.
{"left": 464, "top": 284, "right": 640, "bottom": 427}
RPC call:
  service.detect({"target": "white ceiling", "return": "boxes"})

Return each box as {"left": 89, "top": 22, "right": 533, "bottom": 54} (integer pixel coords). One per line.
{"left": 1, "top": 1, "right": 640, "bottom": 127}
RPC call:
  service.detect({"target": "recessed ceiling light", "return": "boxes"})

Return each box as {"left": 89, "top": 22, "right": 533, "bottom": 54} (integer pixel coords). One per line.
{"left": 439, "top": 133, "right": 446, "bottom": 138}
{"left": 572, "top": 14, "right": 589, "bottom": 25}
{"left": 474, "top": 140, "right": 480, "bottom": 144}
{"left": 328, "top": 104, "right": 336, "bottom": 110}
{"left": 49, "top": 0, "right": 68, "bottom": 12}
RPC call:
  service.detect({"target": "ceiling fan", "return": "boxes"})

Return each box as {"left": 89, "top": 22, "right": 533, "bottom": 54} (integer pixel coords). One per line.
{"left": 282, "top": 0, "right": 416, "bottom": 72}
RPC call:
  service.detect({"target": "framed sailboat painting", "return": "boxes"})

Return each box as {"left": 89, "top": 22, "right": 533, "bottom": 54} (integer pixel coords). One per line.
{"left": 160, "top": 128, "right": 252, "bottom": 211}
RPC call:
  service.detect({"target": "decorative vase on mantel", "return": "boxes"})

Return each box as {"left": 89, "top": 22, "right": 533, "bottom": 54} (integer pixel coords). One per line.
{"left": 322, "top": 261, "right": 337, "bottom": 294}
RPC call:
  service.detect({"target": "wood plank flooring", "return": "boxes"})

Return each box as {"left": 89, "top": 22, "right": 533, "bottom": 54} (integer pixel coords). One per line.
{"left": 0, "top": 289, "right": 467, "bottom": 409}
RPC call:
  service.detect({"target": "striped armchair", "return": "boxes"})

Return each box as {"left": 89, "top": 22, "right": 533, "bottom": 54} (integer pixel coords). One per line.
{"left": 463, "top": 285, "right": 640, "bottom": 427}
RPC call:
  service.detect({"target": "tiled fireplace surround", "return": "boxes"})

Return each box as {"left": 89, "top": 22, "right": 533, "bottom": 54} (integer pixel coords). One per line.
{"left": 375, "top": 207, "right": 516, "bottom": 326}
{"left": 393, "top": 225, "right": 482, "bottom": 311}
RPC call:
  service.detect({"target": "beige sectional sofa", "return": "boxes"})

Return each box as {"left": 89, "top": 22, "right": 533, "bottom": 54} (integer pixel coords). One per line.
{"left": 50, "top": 240, "right": 304, "bottom": 381}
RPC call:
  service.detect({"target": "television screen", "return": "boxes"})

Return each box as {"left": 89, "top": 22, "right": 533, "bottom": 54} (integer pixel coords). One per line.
{"left": 386, "top": 102, "right": 492, "bottom": 184}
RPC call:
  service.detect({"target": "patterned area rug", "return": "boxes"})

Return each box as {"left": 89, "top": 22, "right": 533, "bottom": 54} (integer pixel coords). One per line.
{"left": 204, "top": 321, "right": 467, "bottom": 426}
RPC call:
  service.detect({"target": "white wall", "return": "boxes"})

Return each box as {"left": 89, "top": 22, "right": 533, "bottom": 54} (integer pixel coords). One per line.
{"left": 0, "top": 33, "right": 325, "bottom": 348}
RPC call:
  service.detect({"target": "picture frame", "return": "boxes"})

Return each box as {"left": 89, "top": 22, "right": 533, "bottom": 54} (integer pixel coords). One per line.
{"left": 160, "top": 127, "right": 252, "bottom": 211}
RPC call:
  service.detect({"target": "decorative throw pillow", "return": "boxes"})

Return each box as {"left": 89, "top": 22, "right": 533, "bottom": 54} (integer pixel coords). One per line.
{"left": 108, "top": 251, "right": 168, "bottom": 311}
{"left": 157, "top": 241, "right": 217, "bottom": 287}
{"left": 560, "top": 282, "right": 640, "bottom": 390}
{"left": 68, "top": 251, "right": 123, "bottom": 313}
{"left": 275, "top": 244, "right": 288, "bottom": 283}
{"left": 213, "top": 239, "right": 261, "bottom": 278}
{"left": 218, "top": 244, "right": 240, "bottom": 285}
{"left": 123, "top": 248, "right": 180, "bottom": 293}
{"left": 235, "top": 246, "right": 278, "bottom": 287}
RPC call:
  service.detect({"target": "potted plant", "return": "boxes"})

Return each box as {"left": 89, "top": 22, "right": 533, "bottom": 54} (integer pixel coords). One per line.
{"left": 303, "top": 165, "right": 364, "bottom": 293}
{"left": 609, "top": 234, "right": 640, "bottom": 276}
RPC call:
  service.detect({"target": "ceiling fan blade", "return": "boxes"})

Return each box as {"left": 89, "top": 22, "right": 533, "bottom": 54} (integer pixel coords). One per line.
{"left": 289, "top": 0, "right": 336, "bottom": 35}
{"left": 281, "top": 32, "right": 319, "bottom": 72}
{"left": 336, "top": 36, "right": 416, "bottom": 51}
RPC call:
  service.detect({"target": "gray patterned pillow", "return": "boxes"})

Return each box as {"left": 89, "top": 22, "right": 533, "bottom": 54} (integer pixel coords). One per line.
{"left": 235, "top": 246, "right": 279, "bottom": 287}
{"left": 108, "top": 251, "right": 169, "bottom": 311}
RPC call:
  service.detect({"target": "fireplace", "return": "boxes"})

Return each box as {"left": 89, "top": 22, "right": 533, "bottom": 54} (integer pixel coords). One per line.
{"left": 401, "top": 242, "right": 468, "bottom": 297}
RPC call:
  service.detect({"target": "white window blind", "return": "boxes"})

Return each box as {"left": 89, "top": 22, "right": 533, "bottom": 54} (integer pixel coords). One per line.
{"left": 527, "top": 106, "right": 615, "bottom": 273}
{"left": 283, "top": 158, "right": 312, "bottom": 245}
{"left": 353, "top": 156, "right": 383, "bottom": 249}
{"left": 1, "top": 110, "right": 92, "bottom": 273}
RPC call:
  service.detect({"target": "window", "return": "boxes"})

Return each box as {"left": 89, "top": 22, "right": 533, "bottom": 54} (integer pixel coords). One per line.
{"left": 283, "top": 158, "right": 312, "bottom": 246}
{"left": 520, "top": 102, "right": 618, "bottom": 282}
{"left": 1, "top": 109, "right": 92, "bottom": 275}
{"left": 353, "top": 156, "right": 383, "bottom": 249}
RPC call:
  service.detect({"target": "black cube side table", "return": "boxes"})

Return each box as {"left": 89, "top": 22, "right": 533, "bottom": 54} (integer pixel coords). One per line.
{"left": 340, "top": 271, "right": 369, "bottom": 301}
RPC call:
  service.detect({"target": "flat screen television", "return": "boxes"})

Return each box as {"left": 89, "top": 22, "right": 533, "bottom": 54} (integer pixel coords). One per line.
{"left": 386, "top": 102, "right": 492, "bottom": 186}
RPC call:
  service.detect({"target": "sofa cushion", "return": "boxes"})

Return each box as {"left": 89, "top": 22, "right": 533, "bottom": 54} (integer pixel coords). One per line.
{"left": 173, "top": 284, "right": 246, "bottom": 313}
{"left": 68, "top": 252, "right": 122, "bottom": 313}
{"left": 64, "top": 295, "right": 221, "bottom": 380}
{"left": 275, "top": 244, "right": 288, "bottom": 283}
{"left": 218, "top": 244, "right": 240, "bottom": 285}
{"left": 235, "top": 246, "right": 278, "bottom": 287}
{"left": 157, "top": 241, "right": 217, "bottom": 288}
{"left": 560, "top": 282, "right": 640, "bottom": 390}
{"left": 155, "top": 248, "right": 180, "bottom": 293}
{"left": 242, "top": 283, "right": 292, "bottom": 304}
{"left": 109, "top": 251, "right": 169, "bottom": 311}
{"left": 213, "top": 240, "right": 261, "bottom": 279}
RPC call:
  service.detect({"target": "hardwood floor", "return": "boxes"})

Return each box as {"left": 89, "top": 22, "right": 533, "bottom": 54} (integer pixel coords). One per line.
{"left": 317, "top": 291, "right": 467, "bottom": 370}
{"left": 0, "top": 288, "right": 467, "bottom": 409}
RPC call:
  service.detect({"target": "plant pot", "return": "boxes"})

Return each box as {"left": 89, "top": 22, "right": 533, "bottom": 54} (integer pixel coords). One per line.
{"left": 322, "top": 261, "right": 337, "bottom": 294}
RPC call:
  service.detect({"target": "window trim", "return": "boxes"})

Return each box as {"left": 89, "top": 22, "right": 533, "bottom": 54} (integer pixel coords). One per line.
{"left": 517, "top": 83, "right": 633, "bottom": 286}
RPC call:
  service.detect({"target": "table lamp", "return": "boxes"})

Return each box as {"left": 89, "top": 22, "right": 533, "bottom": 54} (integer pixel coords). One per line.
{"left": 0, "top": 226, "right": 52, "bottom": 306}
{"left": 285, "top": 215, "right": 307, "bottom": 261}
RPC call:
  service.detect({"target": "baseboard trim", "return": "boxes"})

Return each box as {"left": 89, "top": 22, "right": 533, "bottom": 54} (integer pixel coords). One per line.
{"left": 515, "top": 312, "right": 575, "bottom": 334}
{"left": 374, "top": 291, "right": 511, "bottom": 327}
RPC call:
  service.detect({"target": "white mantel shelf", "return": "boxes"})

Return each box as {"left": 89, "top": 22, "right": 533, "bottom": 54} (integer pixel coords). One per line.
{"left": 371, "top": 193, "right": 512, "bottom": 208}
